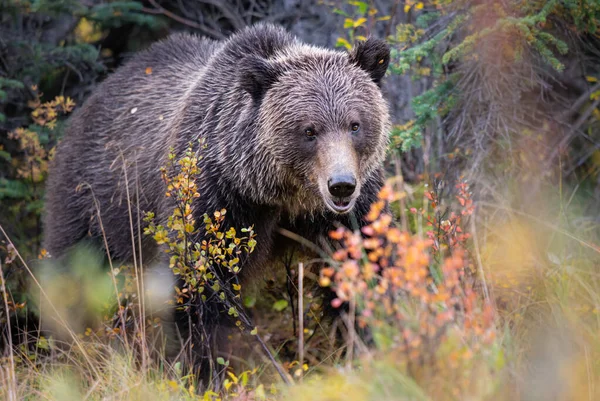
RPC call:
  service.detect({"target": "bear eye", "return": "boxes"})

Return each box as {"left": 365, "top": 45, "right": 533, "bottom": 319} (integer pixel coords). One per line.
{"left": 351, "top": 123, "right": 360, "bottom": 133}
{"left": 305, "top": 128, "right": 316, "bottom": 139}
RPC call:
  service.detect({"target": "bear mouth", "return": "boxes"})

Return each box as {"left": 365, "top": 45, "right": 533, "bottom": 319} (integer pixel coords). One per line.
{"left": 326, "top": 197, "right": 355, "bottom": 214}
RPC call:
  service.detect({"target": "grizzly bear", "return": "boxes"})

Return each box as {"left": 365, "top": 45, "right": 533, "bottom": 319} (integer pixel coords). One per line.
{"left": 43, "top": 23, "right": 390, "bottom": 368}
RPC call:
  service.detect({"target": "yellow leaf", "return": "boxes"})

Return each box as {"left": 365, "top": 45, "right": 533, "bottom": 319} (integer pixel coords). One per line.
{"left": 353, "top": 17, "right": 367, "bottom": 28}
{"left": 226, "top": 371, "right": 239, "bottom": 384}
{"left": 336, "top": 37, "right": 352, "bottom": 50}
{"left": 203, "top": 391, "right": 220, "bottom": 401}
{"left": 356, "top": 35, "right": 367, "bottom": 41}
{"left": 377, "top": 15, "right": 392, "bottom": 21}
{"left": 344, "top": 18, "right": 354, "bottom": 29}
{"left": 418, "top": 67, "right": 431, "bottom": 76}
{"left": 416, "top": 2, "right": 424, "bottom": 10}
{"left": 404, "top": 4, "right": 411, "bottom": 13}
{"left": 586, "top": 76, "right": 598, "bottom": 82}
{"left": 255, "top": 384, "right": 266, "bottom": 400}
{"left": 74, "top": 17, "right": 103, "bottom": 43}
{"left": 167, "top": 380, "right": 178, "bottom": 390}
{"left": 591, "top": 90, "right": 600, "bottom": 101}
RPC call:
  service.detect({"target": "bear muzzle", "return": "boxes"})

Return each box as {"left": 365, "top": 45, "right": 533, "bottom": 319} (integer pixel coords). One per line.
{"left": 319, "top": 172, "right": 358, "bottom": 214}
{"left": 317, "top": 138, "right": 361, "bottom": 214}
{"left": 324, "top": 174, "right": 356, "bottom": 213}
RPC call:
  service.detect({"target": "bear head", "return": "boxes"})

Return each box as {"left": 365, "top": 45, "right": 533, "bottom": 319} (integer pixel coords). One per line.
{"left": 239, "top": 38, "right": 391, "bottom": 216}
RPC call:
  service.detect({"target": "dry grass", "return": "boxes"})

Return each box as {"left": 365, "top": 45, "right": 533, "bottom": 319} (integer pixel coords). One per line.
{"left": 1, "top": 166, "right": 599, "bottom": 401}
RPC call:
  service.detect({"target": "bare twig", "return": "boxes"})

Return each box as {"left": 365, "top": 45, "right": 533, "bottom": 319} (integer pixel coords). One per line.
{"left": 283, "top": 249, "right": 297, "bottom": 336}
{"left": 144, "top": 0, "right": 226, "bottom": 39}
{"left": 345, "top": 296, "right": 355, "bottom": 369}
{"left": 550, "top": 95, "right": 600, "bottom": 163}
{"left": 385, "top": 0, "right": 401, "bottom": 38}
{"left": 119, "top": 152, "right": 149, "bottom": 370}
{"left": 253, "top": 330, "right": 292, "bottom": 385}
{"left": 470, "top": 214, "right": 493, "bottom": 307}
{"left": 193, "top": 0, "right": 245, "bottom": 30}
{"left": 76, "top": 182, "right": 129, "bottom": 350}
{"left": 298, "top": 262, "right": 304, "bottom": 382}
{"left": 559, "top": 81, "right": 600, "bottom": 121}
{"left": 0, "top": 258, "right": 17, "bottom": 401}
{"left": 277, "top": 228, "right": 329, "bottom": 260}
{"left": 393, "top": 155, "right": 409, "bottom": 232}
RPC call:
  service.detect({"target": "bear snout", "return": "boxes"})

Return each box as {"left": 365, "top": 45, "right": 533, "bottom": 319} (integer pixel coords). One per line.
{"left": 327, "top": 174, "right": 356, "bottom": 198}
{"left": 320, "top": 173, "right": 359, "bottom": 214}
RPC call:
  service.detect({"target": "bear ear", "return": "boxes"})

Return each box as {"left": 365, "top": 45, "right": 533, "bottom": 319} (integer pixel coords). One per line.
{"left": 239, "top": 56, "right": 283, "bottom": 102}
{"left": 349, "top": 38, "right": 390, "bottom": 86}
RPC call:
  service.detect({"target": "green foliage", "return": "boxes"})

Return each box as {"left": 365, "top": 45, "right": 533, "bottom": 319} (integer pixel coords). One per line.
{"left": 1, "top": 2, "right": 599, "bottom": 399}
{"left": 386, "top": 0, "right": 599, "bottom": 151}
{"left": 0, "top": 78, "right": 24, "bottom": 123}
{"left": 391, "top": 80, "right": 456, "bottom": 151}
{"left": 0, "top": 0, "right": 163, "bottom": 256}
{"left": 86, "top": 1, "right": 163, "bottom": 28}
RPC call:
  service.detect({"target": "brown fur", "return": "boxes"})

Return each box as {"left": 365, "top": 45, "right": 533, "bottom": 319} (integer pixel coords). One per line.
{"left": 43, "top": 23, "right": 391, "bottom": 367}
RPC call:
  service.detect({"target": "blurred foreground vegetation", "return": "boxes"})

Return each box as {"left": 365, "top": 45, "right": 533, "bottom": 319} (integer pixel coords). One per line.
{"left": 1, "top": 0, "right": 600, "bottom": 400}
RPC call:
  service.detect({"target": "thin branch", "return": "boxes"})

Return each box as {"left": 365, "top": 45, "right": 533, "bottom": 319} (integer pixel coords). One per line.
{"left": 192, "top": 0, "right": 246, "bottom": 30}
{"left": 470, "top": 215, "right": 492, "bottom": 306}
{"left": 277, "top": 228, "right": 330, "bottom": 260}
{"left": 144, "top": 0, "right": 226, "bottom": 39}
{"left": 550, "top": 95, "right": 600, "bottom": 163}
{"left": 0, "top": 259, "right": 17, "bottom": 401}
{"left": 298, "top": 262, "right": 304, "bottom": 382}
{"left": 559, "top": 81, "right": 600, "bottom": 121}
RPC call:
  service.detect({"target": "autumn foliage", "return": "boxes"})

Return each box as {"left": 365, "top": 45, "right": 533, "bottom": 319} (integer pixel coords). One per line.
{"left": 144, "top": 142, "right": 257, "bottom": 328}
{"left": 322, "top": 181, "right": 496, "bottom": 387}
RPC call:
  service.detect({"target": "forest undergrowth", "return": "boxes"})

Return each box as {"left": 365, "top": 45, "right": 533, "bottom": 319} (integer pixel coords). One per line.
{"left": 1, "top": 0, "right": 600, "bottom": 400}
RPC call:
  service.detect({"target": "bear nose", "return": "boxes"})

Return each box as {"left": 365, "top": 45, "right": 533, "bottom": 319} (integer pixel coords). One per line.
{"left": 328, "top": 175, "right": 356, "bottom": 198}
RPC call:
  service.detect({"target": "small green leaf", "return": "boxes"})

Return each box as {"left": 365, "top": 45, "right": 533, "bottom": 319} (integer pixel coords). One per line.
{"left": 0, "top": 150, "right": 11, "bottom": 161}
{"left": 272, "top": 299, "right": 289, "bottom": 312}
{"left": 244, "top": 295, "right": 257, "bottom": 308}
{"left": 332, "top": 8, "right": 349, "bottom": 17}
{"left": 349, "top": 1, "right": 368, "bottom": 15}
{"left": 37, "top": 336, "right": 50, "bottom": 350}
